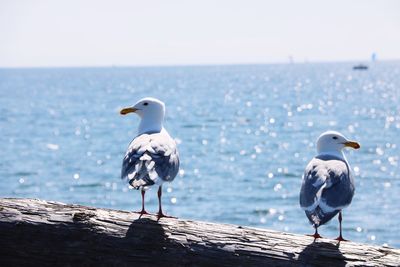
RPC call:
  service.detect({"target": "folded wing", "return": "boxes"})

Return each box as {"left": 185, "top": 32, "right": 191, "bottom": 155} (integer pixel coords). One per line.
{"left": 121, "top": 131, "right": 179, "bottom": 189}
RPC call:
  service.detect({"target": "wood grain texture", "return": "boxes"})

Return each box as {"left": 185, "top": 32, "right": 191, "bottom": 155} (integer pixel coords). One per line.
{"left": 0, "top": 198, "right": 399, "bottom": 267}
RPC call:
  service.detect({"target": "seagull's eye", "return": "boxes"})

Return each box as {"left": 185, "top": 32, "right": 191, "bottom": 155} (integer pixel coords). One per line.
{"left": 332, "top": 136, "right": 338, "bottom": 140}
{"left": 143, "top": 102, "right": 149, "bottom": 106}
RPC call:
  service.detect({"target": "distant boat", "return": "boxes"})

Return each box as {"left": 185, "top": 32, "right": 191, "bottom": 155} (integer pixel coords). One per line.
{"left": 353, "top": 64, "right": 368, "bottom": 70}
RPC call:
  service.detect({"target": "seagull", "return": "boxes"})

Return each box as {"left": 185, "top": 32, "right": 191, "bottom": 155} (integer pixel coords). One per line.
{"left": 120, "top": 97, "right": 179, "bottom": 219}
{"left": 299, "top": 130, "right": 360, "bottom": 241}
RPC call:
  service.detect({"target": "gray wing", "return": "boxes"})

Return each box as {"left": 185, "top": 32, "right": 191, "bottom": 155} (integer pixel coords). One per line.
{"left": 299, "top": 155, "right": 355, "bottom": 226}
{"left": 121, "top": 132, "right": 179, "bottom": 189}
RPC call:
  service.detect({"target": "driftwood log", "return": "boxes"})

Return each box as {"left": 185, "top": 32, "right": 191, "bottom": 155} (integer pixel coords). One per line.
{"left": 0, "top": 198, "right": 399, "bottom": 267}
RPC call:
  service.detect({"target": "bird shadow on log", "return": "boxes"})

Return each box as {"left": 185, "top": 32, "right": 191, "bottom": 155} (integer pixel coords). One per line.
{"left": 124, "top": 217, "right": 170, "bottom": 252}
{"left": 297, "top": 240, "right": 346, "bottom": 267}
{"left": 122, "top": 217, "right": 185, "bottom": 266}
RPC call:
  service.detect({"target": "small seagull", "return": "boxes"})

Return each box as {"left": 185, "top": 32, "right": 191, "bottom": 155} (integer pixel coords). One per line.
{"left": 120, "top": 97, "right": 179, "bottom": 220}
{"left": 299, "top": 130, "right": 360, "bottom": 241}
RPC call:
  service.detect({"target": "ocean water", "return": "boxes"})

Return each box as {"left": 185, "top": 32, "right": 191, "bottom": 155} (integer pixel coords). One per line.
{"left": 0, "top": 62, "right": 399, "bottom": 247}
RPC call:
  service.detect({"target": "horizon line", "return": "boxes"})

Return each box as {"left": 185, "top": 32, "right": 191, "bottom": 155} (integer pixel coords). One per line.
{"left": 0, "top": 58, "right": 399, "bottom": 70}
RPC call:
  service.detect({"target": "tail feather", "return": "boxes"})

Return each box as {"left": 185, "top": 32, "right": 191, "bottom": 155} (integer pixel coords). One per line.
{"left": 305, "top": 206, "right": 339, "bottom": 227}
{"left": 130, "top": 178, "right": 154, "bottom": 189}
{"left": 128, "top": 157, "right": 157, "bottom": 189}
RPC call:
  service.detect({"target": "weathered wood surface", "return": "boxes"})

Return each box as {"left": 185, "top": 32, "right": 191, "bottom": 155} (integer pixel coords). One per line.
{"left": 0, "top": 198, "right": 399, "bottom": 267}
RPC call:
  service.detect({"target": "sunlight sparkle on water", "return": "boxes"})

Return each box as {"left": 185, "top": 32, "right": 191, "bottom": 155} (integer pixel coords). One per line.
{"left": 46, "top": 143, "right": 59, "bottom": 150}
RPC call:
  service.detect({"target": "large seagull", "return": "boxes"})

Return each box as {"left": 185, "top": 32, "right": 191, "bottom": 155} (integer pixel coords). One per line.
{"left": 299, "top": 131, "right": 360, "bottom": 241}
{"left": 120, "top": 97, "right": 179, "bottom": 219}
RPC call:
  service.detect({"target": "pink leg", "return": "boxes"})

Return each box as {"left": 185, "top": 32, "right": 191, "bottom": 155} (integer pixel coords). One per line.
{"left": 335, "top": 211, "right": 348, "bottom": 241}
{"left": 307, "top": 227, "right": 323, "bottom": 240}
{"left": 156, "top": 185, "right": 175, "bottom": 220}
{"left": 138, "top": 189, "right": 149, "bottom": 218}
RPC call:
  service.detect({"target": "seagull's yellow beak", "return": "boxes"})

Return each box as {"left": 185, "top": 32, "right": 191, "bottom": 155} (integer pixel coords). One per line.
{"left": 120, "top": 107, "right": 138, "bottom": 115}
{"left": 344, "top": 141, "right": 360, "bottom": 149}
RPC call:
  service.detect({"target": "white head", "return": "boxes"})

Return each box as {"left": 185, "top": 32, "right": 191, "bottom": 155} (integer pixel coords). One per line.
{"left": 316, "top": 130, "right": 360, "bottom": 157}
{"left": 120, "top": 97, "right": 165, "bottom": 134}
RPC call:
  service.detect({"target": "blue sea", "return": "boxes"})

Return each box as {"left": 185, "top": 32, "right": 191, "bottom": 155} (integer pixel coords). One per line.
{"left": 1, "top": 62, "right": 399, "bottom": 247}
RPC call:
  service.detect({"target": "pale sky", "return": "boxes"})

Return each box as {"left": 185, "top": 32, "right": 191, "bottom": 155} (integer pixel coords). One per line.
{"left": 0, "top": 0, "right": 399, "bottom": 67}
